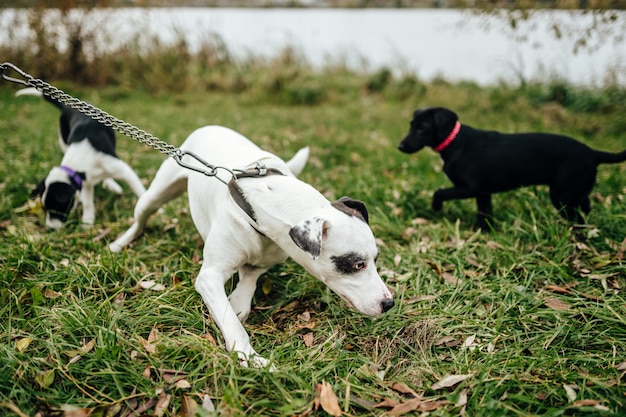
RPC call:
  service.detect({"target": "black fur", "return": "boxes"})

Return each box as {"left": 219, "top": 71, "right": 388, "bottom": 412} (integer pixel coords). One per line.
{"left": 330, "top": 251, "right": 366, "bottom": 275}
{"left": 331, "top": 196, "right": 369, "bottom": 224}
{"left": 42, "top": 182, "right": 77, "bottom": 223}
{"left": 398, "top": 107, "right": 626, "bottom": 229}
{"left": 45, "top": 95, "right": 116, "bottom": 156}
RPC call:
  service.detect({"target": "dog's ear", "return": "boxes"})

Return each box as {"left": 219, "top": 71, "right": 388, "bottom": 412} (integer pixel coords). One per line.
{"left": 31, "top": 178, "right": 46, "bottom": 198}
{"left": 289, "top": 216, "right": 327, "bottom": 260}
{"left": 432, "top": 108, "right": 458, "bottom": 139}
{"left": 331, "top": 196, "right": 369, "bottom": 224}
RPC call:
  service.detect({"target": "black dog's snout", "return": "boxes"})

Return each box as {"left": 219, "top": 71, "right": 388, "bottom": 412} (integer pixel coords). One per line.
{"left": 381, "top": 299, "right": 395, "bottom": 313}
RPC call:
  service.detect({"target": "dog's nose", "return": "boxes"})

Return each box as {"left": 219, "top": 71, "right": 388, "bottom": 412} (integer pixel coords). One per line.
{"left": 381, "top": 299, "right": 394, "bottom": 313}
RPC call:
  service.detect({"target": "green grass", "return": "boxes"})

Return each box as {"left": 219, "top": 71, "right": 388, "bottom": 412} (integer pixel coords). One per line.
{"left": 0, "top": 72, "right": 625, "bottom": 417}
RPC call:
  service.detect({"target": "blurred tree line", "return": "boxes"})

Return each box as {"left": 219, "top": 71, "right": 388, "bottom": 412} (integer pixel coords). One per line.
{"left": 0, "top": 0, "right": 623, "bottom": 87}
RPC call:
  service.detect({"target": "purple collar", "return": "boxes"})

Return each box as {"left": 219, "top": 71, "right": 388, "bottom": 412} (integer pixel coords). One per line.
{"left": 59, "top": 165, "right": 83, "bottom": 190}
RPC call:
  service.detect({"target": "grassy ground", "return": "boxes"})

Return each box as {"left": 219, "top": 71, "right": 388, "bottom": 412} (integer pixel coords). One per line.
{"left": 0, "top": 73, "right": 625, "bottom": 416}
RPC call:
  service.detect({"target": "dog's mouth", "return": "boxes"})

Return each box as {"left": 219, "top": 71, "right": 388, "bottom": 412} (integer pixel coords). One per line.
{"left": 397, "top": 142, "right": 424, "bottom": 154}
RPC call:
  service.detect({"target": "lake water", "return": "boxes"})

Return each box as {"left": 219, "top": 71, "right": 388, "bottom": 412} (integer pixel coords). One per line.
{"left": 1, "top": 8, "right": 624, "bottom": 86}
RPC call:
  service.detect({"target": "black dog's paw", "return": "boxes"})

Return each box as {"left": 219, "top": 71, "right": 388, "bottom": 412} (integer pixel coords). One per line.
{"left": 475, "top": 214, "right": 496, "bottom": 232}
{"left": 432, "top": 194, "right": 443, "bottom": 211}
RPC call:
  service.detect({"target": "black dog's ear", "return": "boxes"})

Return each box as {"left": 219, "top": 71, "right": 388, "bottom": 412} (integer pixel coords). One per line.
{"left": 431, "top": 107, "right": 458, "bottom": 139}
{"left": 31, "top": 178, "right": 46, "bottom": 198}
{"left": 332, "top": 196, "right": 369, "bottom": 224}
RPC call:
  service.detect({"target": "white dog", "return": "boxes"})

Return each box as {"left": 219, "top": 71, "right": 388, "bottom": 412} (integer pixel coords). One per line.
{"left": 17, "top": 88, "right": 146, "bottom": 229}
{"left": 110, "top": 126, "right": 394, "bottom": 367}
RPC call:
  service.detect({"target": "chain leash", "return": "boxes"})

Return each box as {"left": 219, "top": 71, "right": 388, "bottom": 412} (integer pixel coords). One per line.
{"left": 0, "top": 62, "right": 244, "bottom": 184}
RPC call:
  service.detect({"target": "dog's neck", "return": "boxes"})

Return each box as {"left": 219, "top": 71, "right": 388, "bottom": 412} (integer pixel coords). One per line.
{"left": 232, "top": 175, "right": 328, "bottom": 242}
{"left": 435, "top": 121, "right": 461, "bottom": 153}
{"left": 58, "top": 165, "right": 84, "bottom": 190}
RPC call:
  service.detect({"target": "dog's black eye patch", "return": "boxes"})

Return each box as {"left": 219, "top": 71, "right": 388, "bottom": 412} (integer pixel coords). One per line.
{"left": 331, "top": 252, "right": 367, "bottom": 275}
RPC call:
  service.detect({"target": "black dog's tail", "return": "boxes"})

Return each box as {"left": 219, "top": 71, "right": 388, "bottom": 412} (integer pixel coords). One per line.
{"left": 593, "top": 149, "right": 626, "bottom": 164}
{"left": 15, "top": 87, "right": 64, "bottom": 110}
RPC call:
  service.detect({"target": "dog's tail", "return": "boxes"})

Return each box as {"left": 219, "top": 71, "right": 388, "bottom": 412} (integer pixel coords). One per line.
{"left": 286, "top": 146, "right": 310, "bottom": 177}
{"left": 594, "top": 149, "right": 626, "bottom": 164}
{"left": 15, "top": 87, "right": 64, "bottom": 110}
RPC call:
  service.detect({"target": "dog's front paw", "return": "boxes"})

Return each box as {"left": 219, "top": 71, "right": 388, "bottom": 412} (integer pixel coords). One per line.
{"left": 238, "top": 351, "right": 276, "bottom": 371}
{"left": 81, "top": 218, "right": 95, "bottom": 229}
{"left": 432, "top": 196, "right": 443, "bottom": 211}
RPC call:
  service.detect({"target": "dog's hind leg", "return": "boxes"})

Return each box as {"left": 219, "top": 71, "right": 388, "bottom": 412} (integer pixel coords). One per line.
{"left": 109, "top": 159, "right": 186, "bottom": 252}
{"left": 549, "top": 169, "right": 596, "bottom": 224}
{"left": 102, "top": 178, "right": 123, "bottom": 194}
{"left": 475, "top": 193, "right": 494, "bottom": 230}
{"left": 229, "top": 265, "right": 269, "bottom": 323}
{"left": 106, "top": 158, "right": 147, "bottom": 197}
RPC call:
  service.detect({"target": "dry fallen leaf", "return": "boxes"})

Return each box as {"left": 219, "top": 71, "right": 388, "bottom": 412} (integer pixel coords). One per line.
{"left": 384, "top": 399, "right": 447, "bottom": 415}
{"left": 63, "top": 408, "right": 93, "bottom": 417}
{"left": 432, "top": 374, "right": 471, "bottom": 390}
{"left": 374, "top": 398, "right": 399, "bottom": 409}
{"left": 486, "top": 241, "right": 504, "bottom": 250}
{"left": 616, "top": 361, "right": 626, "bottom": 371}
{"left": 435, "top": 335, "right": 463, "bottom": 347}
{"left": 465, "top": 256, "right": 482, "bottom": 268}
{"left": 202, "top": 394, "right": 215, "bottom": 412}
{"left": 13, "top": 199, "right": 43, "bottom": 214}
{"left": 390, "top": 382, "right": 419, "bottom": 398}
{"left": 154, "top": 391, "right": 171, "bottom": 417}
{"left": 175, "top": 379, "right": 192, "bottom": 389}
{"left": 44, "top": 288, "right": 62, "bottom": 299}
{"left": 15, "top": 337, "right": 34, "bottom": 353}
{"left": 571, "top": 399, "right": 601, "bottom": 407}
{"left": 463, "top": 335, "right": 477, "bottom": 349}
{"left": 298, "top": 311, "right": 311, "bottom": 322}
{"left": 442, "top": 272, "right": 461, "bottom": 285}
{"left": 180, "top": 395, "right": 198, "bottom": 417}
{"left": 314, "top": 381, "right": 342, "bottom": 416}
{"left": 138, "top": 280, "right": 166, "bottom": 292}
{"left": 563, "top": 384, "right": 578, "bottom": 402}
{"left": 394, "top": 253, "right": 402, "bottom": 267}
{"left": 545, "top": 297, "right": 571, "bottom": 311}
{"left": 401, "top": 227, "right": 418, "bottom": 238}
{"left": 35, "top": 369, "right": 55, "bottom": 389}
{"left": 384, "top": 398, "right": 422, "bottom": 415}
{"left": 303, "top": 332, "right": 314, "bottom": 347}
{"left": 456, "top": 388, "right": 468, "bottom": 407}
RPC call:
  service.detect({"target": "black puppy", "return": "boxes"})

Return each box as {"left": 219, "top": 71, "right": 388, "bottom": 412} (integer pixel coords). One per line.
{"left": 398, "top": 107, "right": 626, "bottom": 229}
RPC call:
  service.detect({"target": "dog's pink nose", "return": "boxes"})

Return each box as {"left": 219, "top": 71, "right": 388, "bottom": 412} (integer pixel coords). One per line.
{"left": 381, "top": 299, "right": 394, "bottom": 313}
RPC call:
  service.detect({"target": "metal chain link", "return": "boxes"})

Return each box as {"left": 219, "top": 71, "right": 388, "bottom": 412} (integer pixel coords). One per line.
{"left": 0, "top": 62, "right": 245, "bottom": 183}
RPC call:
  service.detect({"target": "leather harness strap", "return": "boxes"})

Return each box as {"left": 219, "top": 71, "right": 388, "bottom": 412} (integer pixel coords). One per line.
{"left": 227, "top": 165, "right": 284, "bottom": 223}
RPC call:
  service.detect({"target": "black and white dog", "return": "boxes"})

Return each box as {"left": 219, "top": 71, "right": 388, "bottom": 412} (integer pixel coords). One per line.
{"left": 17, "top": 88, "right": 145, "bottom": 229}
{"left": 110, "top": 126, "right": 394, "bottom": 368}
{"left": 398, "top": 107, "right": 626, "bottom": 228}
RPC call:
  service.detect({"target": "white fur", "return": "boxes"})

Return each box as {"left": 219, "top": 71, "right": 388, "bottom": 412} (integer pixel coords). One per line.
{"left": 109, "top": 126, "right": 393, "bottom": 368}
{"left": 43, "top": 140, "right": 146, "bottom": 228}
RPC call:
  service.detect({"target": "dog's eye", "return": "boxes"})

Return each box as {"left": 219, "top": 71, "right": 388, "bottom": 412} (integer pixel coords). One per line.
{"left": 353, "top": 261, "right": 366, "bottom": 271}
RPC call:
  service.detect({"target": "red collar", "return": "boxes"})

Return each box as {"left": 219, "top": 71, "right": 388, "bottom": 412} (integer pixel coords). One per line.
{"left": 435, "top": 121, "right": 461, "bottom": 152}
